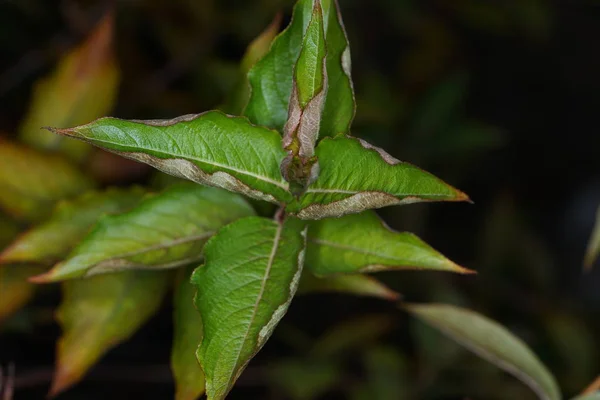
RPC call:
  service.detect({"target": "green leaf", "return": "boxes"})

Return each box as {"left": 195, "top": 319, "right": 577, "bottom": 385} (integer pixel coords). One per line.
{"left": 572, "top": 394, "right": 600, "bottom": 400}
{"left": 266, "top": 359, "right": 341, "bottom": 400}
{"left": 319, "top": 0, "right": 355, "bottom": 138}
{"left": 0, "top": 265, "right": 45, "bottom": 323}
{"left": 297, "top": 273, "right": 399, "bottom": 301}
{"left": 48, "top": 111, "right": 292, "bottom": 204}
{"left": 584, "top": 205, "right": 600, "bottom": 271}
{"left": 18, "top": 12, "right": 119, "bottom": 162}
{"left": 244, "top": 0, "right": 314, "bottom": 131}
{"left": 33, "top": 183, "right": 255, "bottom": 282}
{"left": 0, "top": 188, "right": 145, "bottom": 265}
{"left": 49, "top": 270, "right": 169, "bottom": 397}
{"left": 306, "top": 211, "right": 473, "bottom": 275}
{"left": 310, "top": 314, "right": 395, "bottom": 359}
{"left": 406, "top": 303, "right": 561, "bottom": 400}
{"left": 221, "top": 14, "right": 282, "bottom": 115}
{"left": 0, "top": 140, "right": 94, "bottom": 222}
{"left": 282, "top": 1, "right": 327, "bottom": 161}
{"left": 172, "top": 265, "right": 205, "bottom": 400}
{"left": 290, "top": 136, "right": 469, "bottom": 219}
{"left": 245, "top": 0, "right": 355, "bottom": 137}
{"left": 192, "top": 216, "right": 307, "bottom": 400}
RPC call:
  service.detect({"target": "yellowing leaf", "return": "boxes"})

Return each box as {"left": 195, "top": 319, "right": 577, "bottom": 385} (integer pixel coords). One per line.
{"left": 0, "top": 140, "right": 94, "bottom": 222}
{"left": 0, "top": 188, "right": 145, "bottom": 265}
{"left": 0, "top": 265, "right": 46, "bottom": 323}
{"left": 50, "top": 271, "right": 169, "bottom": 396}
{"left": 19, "top": 11, "right": 119, "bottom": 162}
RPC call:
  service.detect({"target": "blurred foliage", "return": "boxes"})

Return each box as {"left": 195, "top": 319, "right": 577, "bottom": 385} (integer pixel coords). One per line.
{"left": 0, "top": 0, "right": 599, "bottom": 399}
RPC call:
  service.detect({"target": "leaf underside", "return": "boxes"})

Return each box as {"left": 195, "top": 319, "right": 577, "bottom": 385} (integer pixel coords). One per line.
{"left": 34, "top": 183, "right": 255, "bottom": 281}
{"left": 407, "top": 303, "right": 561, "bottom": 400}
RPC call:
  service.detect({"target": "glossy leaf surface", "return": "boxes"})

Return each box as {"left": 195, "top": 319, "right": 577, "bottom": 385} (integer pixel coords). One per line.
{"left": 306, "top": 211, "right": 472, "bottom": 275}
{"left": 192, "top": 216, "right": 307, "bottom": 400}
{"left": 49, "top": 111, "right": 292, "bottom": 204}
{"left": 291, "top": 136, "right": 468, "bottom": 219}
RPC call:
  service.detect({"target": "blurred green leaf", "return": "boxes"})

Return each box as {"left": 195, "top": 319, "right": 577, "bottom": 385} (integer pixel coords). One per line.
{"left": 311, "top": 314, "right": 395, "bottom": 359}
{"left": 354, "top": 346, "right": 409, "bottom": 400}
{"left": 172, "top": 265, "right": 205, "bottom": 400}
{"left": 0, "top": 140, "right": 94, "bottom": 222}
{"left": 0, "top": 265, "right": 45, "bottom": 323}
{"left": 266, "top": 359, "right": 341, "bottom": 400}
{"left": 192, "top": 217, "right": 307, "bottom": 400}
{"left": 584, "top": 205, "right": 600, "bottom": 271}
{"left": 289, "top": 136, "right": 469, "bottom": 219}
{"left": 35, "top": 184, "right": 255, "bottom": 281}
{"left": 0, "top": 188, "right": 145, "bottom": 265}
{"left": 48, "top": 111, "right": 293, "bottom": 204}
{"left": 306, "top": 210, "right": 472, "bottom": 274}
{"left": 19, "top": 12, "right": 119, "bottom": 162}
{"left": 49, "top": 270, "right": 169, "bottom": 397}
{"left": 407, "top": 303, "right": 561, "bottom": 400}
{"left": 297, "top": 272, "right": 399, "bottom": 300}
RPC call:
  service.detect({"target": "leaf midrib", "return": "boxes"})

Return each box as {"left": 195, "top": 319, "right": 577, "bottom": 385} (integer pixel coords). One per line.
{"left": 78, "top": 233, "right": 215, "bottom": 267}
{"left": 77, "top": 132, "right": 289, "bottom": 190}
{"left": 226, "top": 221, "right": 284, "bottom": 392}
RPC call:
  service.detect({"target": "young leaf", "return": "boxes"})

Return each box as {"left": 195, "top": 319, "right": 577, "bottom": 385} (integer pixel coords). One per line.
{"left": 319, "top": 0, "right": 355, "bottom": 138}
{"left": 0, "top": 188, "right": 145, "bottom": 265}
{"left": 245, "top": 0, "right": 355, "bottom": 137}
{"left": 297, "top": 273, "right": 399, "bottom": 301}
{"left": 406, "top": 303, "right": 561, "bottom": 400}
{"left": 221, "top": 14, "right": 282, "bottom": 115}
{"left": 290, "top": 136, "right": 469, "bottom": 219}
{"left": 306, "top": 211, "right": 472, "bottom": 275}
{"left": 50, "top": 271, "right": 169, "bottom": 396}
{"left": 172, "top": 266, "right": 205, "bottom": 400}
{"left": 192, "top": 216, "right": 307, "bottom": 400}
{"left": 33, "top": 184, "right": 255, "bottom": 282}
{"left": 19, "top": 11, "right": 119, "bottom": 162}
{"left": 0, "top": 265, "right": 45, "bottom": 323}
{"left": 0, "top": 140, "right": 94, "bottom": 221}
{"left": 282, "top": 1, "right": 327, "bottom": 160}
{"left": 48, "top": 111, "right": 292, "bottom": 204}
{"left": 245, "top": 0, "right": 315, "bottom": 131}
{"left": 584, "top": 205, "right": 600, "bottom": 271}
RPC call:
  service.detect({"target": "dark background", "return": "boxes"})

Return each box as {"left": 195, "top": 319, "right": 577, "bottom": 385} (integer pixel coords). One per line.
{"left": 1, "top": 0, "right": 599, "bottom": 399}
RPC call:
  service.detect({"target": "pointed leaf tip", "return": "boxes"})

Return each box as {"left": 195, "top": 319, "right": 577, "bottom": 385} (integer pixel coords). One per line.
{"left": 290, "top": 136, "right": 469, "bottom": 219}
{"left": 406, "top": 303, "right": 561, "bottom": 400}
{"left": 306, "top": 211, "right": 474, "bottom": 276}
